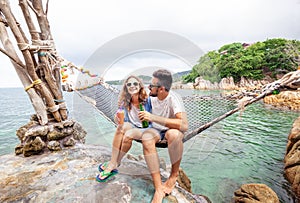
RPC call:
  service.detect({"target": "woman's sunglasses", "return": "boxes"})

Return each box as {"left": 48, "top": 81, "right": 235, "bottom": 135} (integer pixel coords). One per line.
{"left": 126, "top": 82, "right": 139, "bottom": 87}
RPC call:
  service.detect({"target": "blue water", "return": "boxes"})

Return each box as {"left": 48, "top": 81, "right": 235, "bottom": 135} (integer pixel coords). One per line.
{"left": 0, "top": 88, "right": 299, "bottom": 202}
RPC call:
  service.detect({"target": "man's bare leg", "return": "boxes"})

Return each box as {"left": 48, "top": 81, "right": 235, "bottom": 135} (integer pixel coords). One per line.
{"left": 142, "top": 131, "right": 165, "bottom": 203}
{"left": 163, "top": 129, "right": 184, "bottom": 195}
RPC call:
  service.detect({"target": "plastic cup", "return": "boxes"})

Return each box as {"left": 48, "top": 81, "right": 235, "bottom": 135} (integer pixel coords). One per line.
{"left": 117, "top": 109, "right": 125, "bottom": 125}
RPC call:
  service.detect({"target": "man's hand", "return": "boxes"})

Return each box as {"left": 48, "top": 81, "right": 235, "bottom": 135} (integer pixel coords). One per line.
{"left": 138, "top": 111, "right": 152, "bottom": 122}
{"left": 138, "top": 111, "right": 188, "bottom": 132}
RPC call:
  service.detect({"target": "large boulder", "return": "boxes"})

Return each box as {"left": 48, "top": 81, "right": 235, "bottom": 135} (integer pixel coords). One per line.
{"left": 233, "top": 183, "right": 279, "bottom": 203}
{"left": 284, "top": 116, "right": 300, "bottom": 198}
{"left": 218, "top": 77, "right": 237, "bottom": 90}
{"left": 194, "top": 77, "right": 219, "bottom": 89}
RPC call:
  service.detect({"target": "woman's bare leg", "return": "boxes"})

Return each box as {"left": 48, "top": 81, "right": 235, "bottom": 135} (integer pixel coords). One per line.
{"left": 117, "top": 128, "right": 143, "bottom": 163}
{"left": 106, "top": 122, "right": 132, "bottom": 171}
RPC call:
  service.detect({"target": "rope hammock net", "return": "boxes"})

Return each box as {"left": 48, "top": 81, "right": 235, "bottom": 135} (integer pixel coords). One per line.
{"left": 73, "top": 69, "right": 300, "bottom": 148}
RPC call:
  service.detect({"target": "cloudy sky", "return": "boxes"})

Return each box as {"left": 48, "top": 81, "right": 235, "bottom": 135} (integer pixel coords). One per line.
{"left": 0, "top": 0, "right": 299, "bottom": 87}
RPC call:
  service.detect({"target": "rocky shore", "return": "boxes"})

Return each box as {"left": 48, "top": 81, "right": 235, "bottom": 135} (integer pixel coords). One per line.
{"left": 0, "top": 144, "right": 211, "bottom": 203}
{"left": 173, "top": 76, "right": 300, "bottom": 111}
{"left": 0, "top": 142, "right": 284, "bottom": 202}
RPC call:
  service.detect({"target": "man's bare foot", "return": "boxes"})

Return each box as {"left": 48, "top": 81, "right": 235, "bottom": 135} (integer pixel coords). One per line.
{"left": 163, "top": 176, "right": 177, "bottom": 195}
{"left": 151, "top": 188, "right": 165, "bottom": 203}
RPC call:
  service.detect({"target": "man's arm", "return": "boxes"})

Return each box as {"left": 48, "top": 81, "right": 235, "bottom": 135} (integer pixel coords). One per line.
{"left": 141, "top": 111, "right": 188, "bottom": 132}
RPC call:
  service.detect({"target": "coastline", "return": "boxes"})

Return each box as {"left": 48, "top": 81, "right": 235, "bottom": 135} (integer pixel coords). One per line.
{"left": 0, "top": 144, "right": 210, "bottom": 203}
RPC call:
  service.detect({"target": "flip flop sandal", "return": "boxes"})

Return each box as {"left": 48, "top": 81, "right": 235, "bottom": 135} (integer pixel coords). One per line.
{"left": 95, "top": 170, "right": 118, "bottom": 182}
{"left": 98, "top": 162, "right": 118, "bottom": 173}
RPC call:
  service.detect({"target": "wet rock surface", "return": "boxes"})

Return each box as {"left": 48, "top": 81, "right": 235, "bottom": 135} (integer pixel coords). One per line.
{"left": 0, "top": 144, "right": 210, "bottom": 203}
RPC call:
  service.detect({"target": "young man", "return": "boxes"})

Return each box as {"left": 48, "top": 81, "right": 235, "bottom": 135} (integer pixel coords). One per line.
{"left": 138, "top": 69, "right": 188, "bottom": 203}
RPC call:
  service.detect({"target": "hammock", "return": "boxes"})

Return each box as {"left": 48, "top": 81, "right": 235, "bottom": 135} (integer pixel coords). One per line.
{"left": 76, "top": 70, "right": 300, "bottom": 148}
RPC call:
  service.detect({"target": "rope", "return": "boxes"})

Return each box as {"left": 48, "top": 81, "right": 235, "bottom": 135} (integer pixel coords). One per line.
{"left": 48, "top": 105, "right": 60, "bottom": 113}
{"left": 54, "top": 99, "right": 65, "bottom": 103}
{"left": 75, "top": 68, "right": 300, "bottom": 148}
{"left": 24, "top": 79, "right": 42, "bottom": 91}
{"left": 58, "top": 103, "right": 67, "bottom": 110}
{"left": 17, "top": 41, "right": 53, "bottom": 52}
{"left": 61, "top": 64, "right": 98, "bottom": 78}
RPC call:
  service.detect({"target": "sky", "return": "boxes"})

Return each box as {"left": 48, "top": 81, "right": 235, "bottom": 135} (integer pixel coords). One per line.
{"left": 0, "top": 0, "right": 300, "bottom": 87}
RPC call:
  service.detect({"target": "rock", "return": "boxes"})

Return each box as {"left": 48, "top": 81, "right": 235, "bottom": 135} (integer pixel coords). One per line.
{"left": 172, "top": 82, "right": 194, "bottom": 89}
{"left": 177, "top": 168, "right": 192, "bottom": 193}
{"left": 284, "top": 116, "right": 300, "bottom": 198}
{"left": 264, "top": 91, "right": 300, "bottom": 111}
{"left": 218, "top": 77, "right": 236, "bottom": 90}
{"left": 63, "top": 137, "right": 75, "bottom": 147}
{"left": 47, "top": 130, "right": 66, "bottom": 141}
{"left": 62, "top": 126, "right": 74, "bottom": 135}
{"left": 194, "top": 77, "right": 217, "bottom": 90}
{"left": 73, "top": 122, "right": 87, "bottom": 141}
{"left": 16, "top": 121, "right": 36, "bottom": 141}
{"left": 193, "top": 76, "right": 274, "bottom": 90}
{"left": 15, "top": 118, "right": 86, "bottom": 157}
{"left": 62, "top": 119, "right": 75, "bottom": 127}
{"left": 233, "top": 183, "right": 279, "bottom": 203}
{"left": 0, "top": 144, "right": 210, "bottom": 203}
{"left": 23, "top": 136, "right": 45, "bottom": 157}
{"left": 193, "top": 77, "right": 219, "bottom": 89}
{"left": 47, "top": 140, "right": 61, "bottom": 151}
{"left": 14, "top": 144, "right": 23, "bottom": 155}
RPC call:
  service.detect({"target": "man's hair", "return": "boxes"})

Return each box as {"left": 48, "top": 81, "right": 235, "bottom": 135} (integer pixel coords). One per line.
{"left": 153, "top": 69, "right": 172, "bottom": 92}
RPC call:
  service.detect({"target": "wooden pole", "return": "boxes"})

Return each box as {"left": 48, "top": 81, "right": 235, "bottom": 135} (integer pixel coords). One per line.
{"left": 0, "top": 15, "right": 48, "bottom": 125}
{"left": 19, "top": 0, "right": 68, "bottom": 120}
{"left": 0, "top": 0, "right": 62, "bottom": 122}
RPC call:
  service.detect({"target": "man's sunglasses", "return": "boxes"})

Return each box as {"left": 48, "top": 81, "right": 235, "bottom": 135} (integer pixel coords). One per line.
{"left": 149, "top": 84, "right": 161, "bottom": 89}
{"left": 126, "top": 82, "right": 139, "bottom": 87}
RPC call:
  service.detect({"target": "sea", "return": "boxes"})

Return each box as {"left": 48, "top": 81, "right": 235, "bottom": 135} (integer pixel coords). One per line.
{"left": 0, "top": 87, "right": 299, "bottom": 203}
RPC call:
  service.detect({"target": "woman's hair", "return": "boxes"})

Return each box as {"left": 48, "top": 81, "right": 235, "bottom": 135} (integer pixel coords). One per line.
{"left": 118, "top": 75, "right": 148, "bottom": 110}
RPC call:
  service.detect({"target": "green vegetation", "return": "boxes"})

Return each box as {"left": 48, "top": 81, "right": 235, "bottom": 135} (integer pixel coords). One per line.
{"left": 183, "top": 38, "right": 300, "bottom": 83}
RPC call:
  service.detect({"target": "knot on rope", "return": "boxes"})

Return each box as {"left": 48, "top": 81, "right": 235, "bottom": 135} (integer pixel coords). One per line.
{"left": 17, "top": 43, "right": 31, "bottom": 51}
{"left": 24, "top": 79, "right": 42, "bottom": 91}
{"left": 17, "top": 40, "right": 54, "bottom": 52}
{"left": 32, "top": 39, "right": 54, "bottom": 47}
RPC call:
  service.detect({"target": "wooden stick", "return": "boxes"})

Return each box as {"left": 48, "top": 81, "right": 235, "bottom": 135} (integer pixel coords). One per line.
{"left": 19, "top": 0, "right": 68, "bottom": 120}
{"left": 0, "top": 0, "right": 61, "bottom": 122}
{"left": 0, "top": 13, "right": 48, "bottom": 125}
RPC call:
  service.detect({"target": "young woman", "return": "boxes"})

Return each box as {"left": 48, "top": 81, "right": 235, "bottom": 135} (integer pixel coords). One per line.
{"left": 96, "top": 75, "right": 151, "bottom": 182}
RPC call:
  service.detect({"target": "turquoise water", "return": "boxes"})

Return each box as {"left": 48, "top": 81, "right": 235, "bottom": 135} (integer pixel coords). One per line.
{"left": 0, "top": 88, "right": 299, "bottom": 202}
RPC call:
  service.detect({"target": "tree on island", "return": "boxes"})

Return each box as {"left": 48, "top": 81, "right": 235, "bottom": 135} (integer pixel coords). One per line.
{"left": 183, "top": 38, "right": 300, "bottom": 84}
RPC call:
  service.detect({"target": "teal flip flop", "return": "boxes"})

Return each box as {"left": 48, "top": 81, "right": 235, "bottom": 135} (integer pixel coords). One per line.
{"left": 98, "top": 162, "right": 118, "bottom": 173}
{"left": 96, "top": 170, "right": 118, "bottom": 182}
